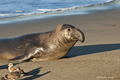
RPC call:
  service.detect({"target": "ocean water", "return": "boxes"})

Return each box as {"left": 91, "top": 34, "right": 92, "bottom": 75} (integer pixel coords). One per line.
{"left": 0, "top": 0, "right": 118, "bottom": 24}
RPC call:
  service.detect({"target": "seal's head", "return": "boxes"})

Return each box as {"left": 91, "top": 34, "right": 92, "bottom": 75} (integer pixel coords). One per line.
{"left": 55, "top": 24, "right": 85, "bottom": 43}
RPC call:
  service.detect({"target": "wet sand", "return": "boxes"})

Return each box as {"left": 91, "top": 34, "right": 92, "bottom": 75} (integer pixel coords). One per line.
{"left": 0, "top": 7, "right": 120, "bottom": 80}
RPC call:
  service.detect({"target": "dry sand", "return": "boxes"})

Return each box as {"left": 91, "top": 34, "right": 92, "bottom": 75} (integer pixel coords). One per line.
{"left": 0, "top": 8, "right": 120, "bottom": 80}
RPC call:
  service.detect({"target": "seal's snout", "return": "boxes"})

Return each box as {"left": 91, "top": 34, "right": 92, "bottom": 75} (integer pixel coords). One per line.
{"left": 79, "top": 29, "right": 85, "bottom": 43}
{"left": 73, "top": 28, "right": 85, "bottom": 43}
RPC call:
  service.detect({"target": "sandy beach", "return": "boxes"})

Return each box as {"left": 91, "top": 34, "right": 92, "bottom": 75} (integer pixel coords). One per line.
{"left": 0, "top": 7, "right": 120, "bottom": 80}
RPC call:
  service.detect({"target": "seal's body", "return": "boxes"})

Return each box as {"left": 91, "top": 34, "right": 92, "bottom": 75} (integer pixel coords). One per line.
{"left": 0, "top": 24, "right": 85, "bottom": 62}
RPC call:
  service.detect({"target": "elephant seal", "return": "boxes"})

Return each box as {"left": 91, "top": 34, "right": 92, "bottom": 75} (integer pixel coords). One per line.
{"left": 0, "top": 24, "right": 85, "bottom": 62}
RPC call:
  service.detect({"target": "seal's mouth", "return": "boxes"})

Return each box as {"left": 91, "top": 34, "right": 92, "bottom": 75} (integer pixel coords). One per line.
{"left": 79, "top": 39, "right": 85, "bottom": 43}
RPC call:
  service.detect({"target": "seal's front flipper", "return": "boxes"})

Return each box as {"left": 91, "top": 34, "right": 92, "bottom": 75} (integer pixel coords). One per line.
{"left": 8, "top": 48, "right": 41, "bottom": 62}
{"left": 9, "top": 44, "right": 43, "bottom": 62}
{"left": 9, "top": 48, "right": 41, "bottom": 62}
{"left": 8, "top": 54, "right": 33, "bottom": 62}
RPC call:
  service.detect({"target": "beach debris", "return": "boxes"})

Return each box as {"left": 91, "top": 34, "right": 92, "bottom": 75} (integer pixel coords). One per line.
{"left": 1, "top": 67, "right": 21, "bottom": 80}
{"left": 8, "top": 63, "right": 26, "bottom": 74}
{"left": 1, "top": 63, "right": 27, "bottom": 80}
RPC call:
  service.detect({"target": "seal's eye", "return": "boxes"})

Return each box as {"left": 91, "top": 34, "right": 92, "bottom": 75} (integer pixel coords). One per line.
{"left": 67, "top": 28, "right": 71, "bottom": 31}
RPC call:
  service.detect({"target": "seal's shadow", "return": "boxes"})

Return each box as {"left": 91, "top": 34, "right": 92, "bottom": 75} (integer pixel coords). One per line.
{"left": 22, "top": 67, "right": 51, "bottom": 80}
{"left": 67, "top": 43, "right": 120, "bottom": 57}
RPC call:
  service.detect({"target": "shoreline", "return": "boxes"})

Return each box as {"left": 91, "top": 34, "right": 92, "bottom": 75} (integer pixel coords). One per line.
{"left": 0, "top": 4, "right": 120, "bottom": 80}
{"left": 0, "top": 0, "right": 119, "bottom": 24}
